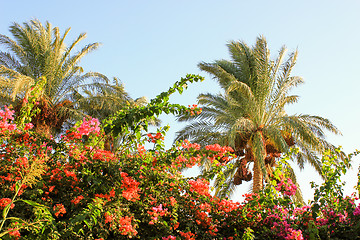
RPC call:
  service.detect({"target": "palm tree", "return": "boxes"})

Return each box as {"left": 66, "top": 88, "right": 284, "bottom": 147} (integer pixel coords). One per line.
{"left": 0, "top": 19, "right": 107, "bottom": 136}
{"left": 176, "top": 36, "right": 342, "bottom": 196}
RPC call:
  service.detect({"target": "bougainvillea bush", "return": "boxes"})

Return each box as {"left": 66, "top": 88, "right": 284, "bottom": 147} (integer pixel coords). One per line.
{"left": 1, "top": 78, "right": 360, "bottom": 239}
{"left": 0, "top": 104, "right": 242, "bottom": 239}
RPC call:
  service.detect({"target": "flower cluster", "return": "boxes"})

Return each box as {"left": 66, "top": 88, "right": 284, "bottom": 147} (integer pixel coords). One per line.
{"left": 147, "top": 204, "right": 169, "bottom": 224}
{"left": 147, "top": 132, "right": 164, "bottom": 143}
{"left": 217, "top": 199, "right": 241, "bottom": 213}
{"left": 285, "top": 228, "right": 303, "bottom": 240}
{"left": 354, "top": 204, "right": 360, "bottom": 216}
{"left": 95, "top": 189, "right": 116, "bottom": 201}
{"left": 118, "top": 216, "right": 137, "bottom": 236}
{"left": 93, "top": 149, "right": 116, "bottom": 162}
{"left": 181, "top": 139, "right": 201, "bottom": 150}
{"left": 77, "top": 117, "right": 100, "bottom": 136}
{"left": 71, "top": 195, "right": 84, "bottom": 205}
{"left": 8, "top": 227, "right": 21, "bottom": 239}
{"left": 162, "top": 235, "right": 176, "bottom": 240}
{"left": 104, "top": 212, "right": 114, "bottom": 224}
{"left": 63, "top": 117, "right": 101, "bottom": 140}
{"left": 275, "top": 178, "right": 297, "bottom": 196}
{"left": 205, "top": 144, "right": 234, "bottom": 165}
{"left": 179, "top": 231, "right": 196, "bottom": 240}
{"left": 0, "top": 106, "right": 16, "bottom": 132}
{"left": 188, "top": 104, "right": 202, "bottom": 116}
{"left": 23, "top": 122, "right": 34, "bottom": 131}
{"left": 120, "top": 172, "right": 140, "bottom": 201}
{"left": 53, "top": 203, "right": 66, "bottom": 217}
{"left": 188, "top": 178, "right": 210, "bottom": 196}
{"left": 0, "top": 198, "right": 14, "bottom": 209}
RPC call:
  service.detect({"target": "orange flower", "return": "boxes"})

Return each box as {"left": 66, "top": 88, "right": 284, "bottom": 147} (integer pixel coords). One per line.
{"left": 53, "top": 204, "right": 66, "bottom": 217}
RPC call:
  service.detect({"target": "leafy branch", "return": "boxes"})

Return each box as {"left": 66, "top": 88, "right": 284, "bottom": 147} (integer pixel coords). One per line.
{"left": 103, "top": 74, "right": 204, "bottom": 149}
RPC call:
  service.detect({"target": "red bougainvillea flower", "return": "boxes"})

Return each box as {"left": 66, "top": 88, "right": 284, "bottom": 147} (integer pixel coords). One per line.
{"left": 181, "top": 139, "right": 201, "bottom": 150}
{"left": 276, "top": 178, "right": 297, "bottom": 196}
{"left": 118, "top": 216, "right": 137, "bottom": 236}
{"left": 8, "top": 227, "right": 21, "bottom": 239}
{"left": 15, "top": 157, "right": 29, "bottom": 169}
{"left": 169, "top": 196, "right": 177, "bottom": 206}
{"left": 93, "top": 149, "right": 116, "bottom": 162}
{"left": 147, "top": 204, "right": 169, "bottom": 223}
{"left": 137, "top": 145, "right": 146, "bottom": 157}
{"left": 188, "top": 178, "right": 210, "bottom": 196}
{"left": 120, "top": 172, "right": 140, "bottom": 201}
{"left": 353, "top": 204, "right": 360, "bottom": 216}
{"left": 179, "top": 231, "right": 196, "bottom": 240}
{"left": 285, "top": 228, "right": 303, "bottom": 240}
{"left": 71, "top": 195, "right": 84, "bottom": 205}
{"left": 0, "top": 198, "right": 14, "bottom": 209}
{"left": 104, "top": 212, "right": 114, "bottom": 224}
{"left": 217, "top": 199, "right": 240, "bottom": 213}
{"left": 187, "top": 104, "right": 202, "bottom": 115}
{"left": 53, "top": 204, "right": 66, "bottom": 217}
{"left": 0, "top": 106, "right": 15, "bottom": 121}
{"left": 147, "top": 132, "right": 164, "bottom": 143}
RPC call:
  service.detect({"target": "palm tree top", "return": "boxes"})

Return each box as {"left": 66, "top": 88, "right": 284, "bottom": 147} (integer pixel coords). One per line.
{"left": 176, "top": 35, "right": 342, "bottom": 197}
{"left": 0, "top": 19, "right": 102, "bottom": 105}
{"left": 0, "top": 19, "right": 108, "bottom": 136}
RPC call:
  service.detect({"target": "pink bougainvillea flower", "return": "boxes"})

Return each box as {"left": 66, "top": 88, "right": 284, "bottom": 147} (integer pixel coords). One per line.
{"left": 353, "top": 204, "right": 360, "bottom": 216}
{"left": 24, "top": 123, "right": 34, "bottom": 130}
{"left": 77, "top": 117, "right": 100, "bottom": 136}
{"left": 162, "top": 236, "right": 176, "bottom": 240}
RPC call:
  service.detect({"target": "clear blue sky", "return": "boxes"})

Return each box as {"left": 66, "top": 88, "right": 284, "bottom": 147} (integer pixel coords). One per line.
{"left": 2, "top": 0, "right": 360, "bottom": 202}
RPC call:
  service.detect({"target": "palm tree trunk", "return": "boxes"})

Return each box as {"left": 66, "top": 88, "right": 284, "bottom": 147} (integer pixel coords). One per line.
{"left": 253, "top": 158, "right": 263, "bottom": 192}
{"left": 250, "top": 131, "right": 266, "bottom": 193}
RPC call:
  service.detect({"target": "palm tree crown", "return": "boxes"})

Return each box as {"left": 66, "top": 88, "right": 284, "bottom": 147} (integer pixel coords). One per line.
{"left": 0, "top": 19, "right": 106, "bottom": 135}
{"left": 176, "top": 36, "right": 341, "bottom": 196}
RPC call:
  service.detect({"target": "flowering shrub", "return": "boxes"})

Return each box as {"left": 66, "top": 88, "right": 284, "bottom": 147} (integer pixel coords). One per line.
{"left": 0, "top": 76, "right": 360, "bottom": 239}
{"left": 0, "top": 103, "right": 240, "bottom": 239}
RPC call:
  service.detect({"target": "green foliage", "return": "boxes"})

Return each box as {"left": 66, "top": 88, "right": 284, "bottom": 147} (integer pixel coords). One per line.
{"left": 15, "top": 77, "right": 46, "bottom": 128}
{"left": 241, "top": 227, "right": 255, "bottom": 240}
{"left": 310, "top": 148, "right": 360, "bottom": 239}
{"left": 103, "top": 73, "right": 204, "bottom": 152}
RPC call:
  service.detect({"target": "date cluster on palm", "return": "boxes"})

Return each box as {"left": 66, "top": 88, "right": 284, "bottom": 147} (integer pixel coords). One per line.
{"left": 233, "top": 134, "right": 295, "bottom": 186}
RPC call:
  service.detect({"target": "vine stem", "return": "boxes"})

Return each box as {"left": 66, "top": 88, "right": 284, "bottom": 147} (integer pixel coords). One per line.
{"left": 0, "top": 180, "right": 23, "bottom": 232}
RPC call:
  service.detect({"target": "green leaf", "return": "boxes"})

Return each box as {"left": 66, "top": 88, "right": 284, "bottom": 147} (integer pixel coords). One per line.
{"left": 22, "top": 199, "right": 47, "bottom": 209}
{"left": 84, "top": 219, "right": 91, "bottom": 229}
{"left": 2, "top": 203, "right": 11, "bottom": 219}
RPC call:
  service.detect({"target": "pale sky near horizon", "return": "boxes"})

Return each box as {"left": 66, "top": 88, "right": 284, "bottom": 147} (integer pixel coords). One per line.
{"left": 2, "top": 0, "right": 360, "bottom": 202}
